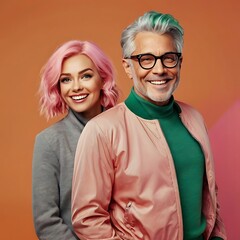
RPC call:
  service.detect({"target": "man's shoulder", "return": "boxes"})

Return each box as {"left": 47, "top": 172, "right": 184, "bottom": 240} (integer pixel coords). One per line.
{"left": 85, "top": 102, "right": 130, "bottom": 131}
{"left": 176, "top": 100, "right": 200, "bottom": 113}
{"left": 176, "top": 100, "right": 204, "bottom": 121}
{"left": 93, "top": 102, "right": 127, "bottom": 121}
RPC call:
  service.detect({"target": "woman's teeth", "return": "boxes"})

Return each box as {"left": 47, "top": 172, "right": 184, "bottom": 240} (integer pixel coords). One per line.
{"left": 72, "top": 95, "right": 87, "bottom": 100}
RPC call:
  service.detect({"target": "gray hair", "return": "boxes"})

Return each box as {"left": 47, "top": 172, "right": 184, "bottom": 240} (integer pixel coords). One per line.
{"left": 120, "top": 11, "right": 184, "bottom": 58}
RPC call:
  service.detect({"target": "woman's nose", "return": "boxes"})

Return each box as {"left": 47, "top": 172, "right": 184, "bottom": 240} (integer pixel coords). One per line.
{"left": 72, "top": 79, "right": 83, "bottom": 91}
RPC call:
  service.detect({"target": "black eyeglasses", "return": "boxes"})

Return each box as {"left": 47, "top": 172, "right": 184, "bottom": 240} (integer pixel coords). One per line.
{"left": 126, "top": 52, "right": 182, "bottom": 70}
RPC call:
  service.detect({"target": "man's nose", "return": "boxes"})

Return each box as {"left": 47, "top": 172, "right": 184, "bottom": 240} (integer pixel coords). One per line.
{"left": 152, "top": 59, "right": 165, "bottom": 74}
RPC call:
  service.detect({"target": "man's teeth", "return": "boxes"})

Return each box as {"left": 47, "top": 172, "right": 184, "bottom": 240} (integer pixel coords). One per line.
{"left": 151, "top": 80, "right": 166, "bottom": 85}
{"left": 72, "top": 95, "right": 87, "bottom": 100}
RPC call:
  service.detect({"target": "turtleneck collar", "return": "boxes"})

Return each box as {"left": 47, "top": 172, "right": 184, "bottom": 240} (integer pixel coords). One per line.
{"left": 69, "top": 105, "right": 105, "bottom": 126}
{"left": 125, "top": 88, "right": 181, "bottom": 120}
{"left": 69, "top": 108, "right": 88, "bottom": 126}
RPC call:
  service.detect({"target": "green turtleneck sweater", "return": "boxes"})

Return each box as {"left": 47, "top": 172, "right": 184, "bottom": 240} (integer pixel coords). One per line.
{"left": 125, "top": 88, "right": 222, "bottom": 240}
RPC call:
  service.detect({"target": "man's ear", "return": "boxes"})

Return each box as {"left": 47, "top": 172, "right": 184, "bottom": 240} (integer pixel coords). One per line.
{"left": 122, "top": 59, "right": 133, "bottom": 79}
{"left": 179, "top": 57, "right": 183, "bottom": 69}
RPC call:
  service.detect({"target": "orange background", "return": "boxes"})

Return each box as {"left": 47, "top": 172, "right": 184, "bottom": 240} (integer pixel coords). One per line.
{"left": 1, "top": 0, "right": 239, "bottom": 239}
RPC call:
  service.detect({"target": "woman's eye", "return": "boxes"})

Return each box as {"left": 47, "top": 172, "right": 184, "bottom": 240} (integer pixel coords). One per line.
{"left": 60, "top": 77, "right": 71, "bottom": 83}
{"left": 82, "top": 74, "right": 92, "bottom": 79}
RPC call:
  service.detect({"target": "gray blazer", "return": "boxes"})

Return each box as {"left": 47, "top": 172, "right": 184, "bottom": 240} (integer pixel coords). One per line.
{"left": 32, "top": 110, "right": 87, "bottom": 240}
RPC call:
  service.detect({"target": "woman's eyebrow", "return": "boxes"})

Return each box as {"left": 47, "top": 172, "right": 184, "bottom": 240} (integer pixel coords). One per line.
{"left": 60, "top": 68, "right": 93, "bottom": 76}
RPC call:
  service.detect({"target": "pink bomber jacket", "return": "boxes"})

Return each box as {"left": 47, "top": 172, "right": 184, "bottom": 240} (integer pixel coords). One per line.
{"left": 72, "top": 101, "right": 227, "bottom": 240}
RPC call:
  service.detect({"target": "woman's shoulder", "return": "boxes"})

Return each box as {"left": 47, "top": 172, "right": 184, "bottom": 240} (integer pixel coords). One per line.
{"left": 35, "top": 116, "right": 70, "bottom": 146}
{"left": 38, "top": 119, "right": 65, "bottom": 136}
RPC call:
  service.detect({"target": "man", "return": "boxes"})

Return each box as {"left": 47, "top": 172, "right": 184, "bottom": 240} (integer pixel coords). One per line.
{"left": 71, "top": 11, "right": 226, "bottom": 240}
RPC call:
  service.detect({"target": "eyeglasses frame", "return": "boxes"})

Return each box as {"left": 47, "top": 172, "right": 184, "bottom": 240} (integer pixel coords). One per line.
{"left": 126, "top": 52, "right": 182, "bottom": 70}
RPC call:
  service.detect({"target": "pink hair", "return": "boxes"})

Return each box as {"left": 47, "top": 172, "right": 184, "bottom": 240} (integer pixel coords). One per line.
{"left": 39, "top": 40, "right": 119, "bottom": 119}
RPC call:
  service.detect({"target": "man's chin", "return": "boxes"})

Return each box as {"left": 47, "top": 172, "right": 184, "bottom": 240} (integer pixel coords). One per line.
{"left": 147, "top": 97, "right": 169, "bottom": 106}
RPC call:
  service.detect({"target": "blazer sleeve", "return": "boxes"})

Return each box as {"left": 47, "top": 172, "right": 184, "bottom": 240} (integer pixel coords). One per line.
{"left": 32, "top": 133, "right": 78, "bottom": 240}
{"left": 72, "top": 120, "right": 121, "bottom": 240}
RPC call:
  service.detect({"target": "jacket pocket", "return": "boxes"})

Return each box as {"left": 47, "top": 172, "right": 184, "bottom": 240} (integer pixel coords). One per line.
{"left": 123, "top": 201, "right": 135, "bottom": 228}
{"left": 123, "top": 202, "right": 144, "bottom": 239}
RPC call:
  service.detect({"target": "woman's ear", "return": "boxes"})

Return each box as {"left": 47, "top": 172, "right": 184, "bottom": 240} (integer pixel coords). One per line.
{"left": 122, "top": 59, "right": 133, "bottom": 79}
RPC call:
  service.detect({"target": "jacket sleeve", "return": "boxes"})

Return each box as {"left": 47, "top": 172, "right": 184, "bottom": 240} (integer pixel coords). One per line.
{"left": 202, "top": 122, "right": 227, "bottom": 239}
{"left": 203, "top": 120, "right": 227, "bottom": 240}
{"left": 201, "top": 116, "right": 227, "bottom": 240}
{"left": 181, "top": 104, "right": 227, "bottom": 240}
{"left": 209, "top": 184, "right": 227, "bottom": 239}
{"left": 72, "top": 120, "right": 121, "bottom": 240}
{"left": 32, "top": 133, "right": 78, "bottom": 240}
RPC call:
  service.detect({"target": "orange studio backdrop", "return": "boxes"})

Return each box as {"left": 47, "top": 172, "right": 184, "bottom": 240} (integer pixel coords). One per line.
{"left": 0, "top": 0, "right": 239, "bottom": 239}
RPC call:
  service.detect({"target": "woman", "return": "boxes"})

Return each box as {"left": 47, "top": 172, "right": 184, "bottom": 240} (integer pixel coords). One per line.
{"left": 32, "top": 40, "right": 119, "bottom": 240}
